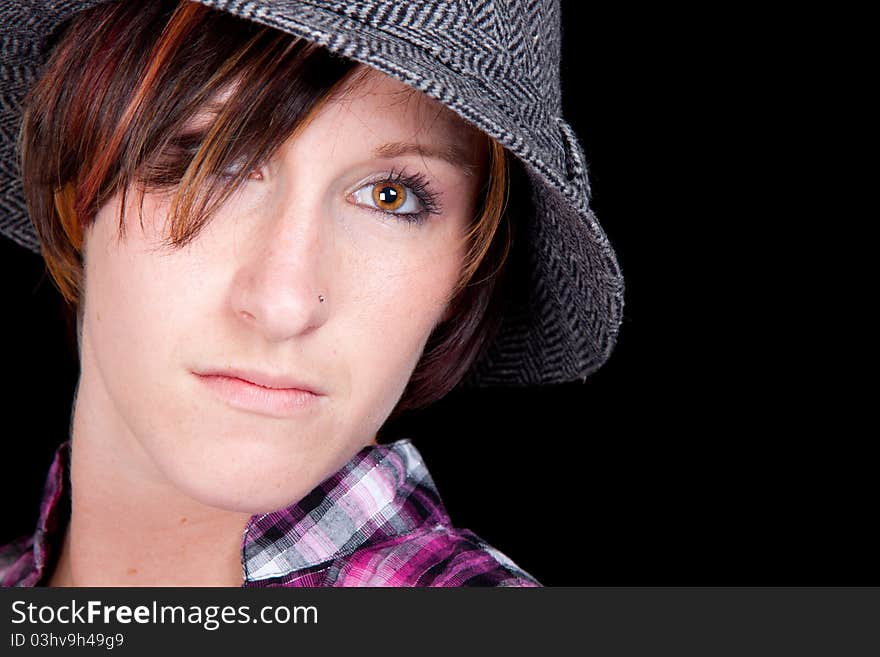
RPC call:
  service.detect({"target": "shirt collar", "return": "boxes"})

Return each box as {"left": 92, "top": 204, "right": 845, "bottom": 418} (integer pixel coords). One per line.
{"left": 26, "top": 437, "right": 449, "bottom": 585}
{"left": 16, "top": 439, "right": 72, "bottom": 587}
{"left": 241, "top": 439, "right": 448, "bottom": 582}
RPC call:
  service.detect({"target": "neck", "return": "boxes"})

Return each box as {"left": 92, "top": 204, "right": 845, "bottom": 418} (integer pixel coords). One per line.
{"left": 49, "top": 372, "right": 253, "bottom": 587}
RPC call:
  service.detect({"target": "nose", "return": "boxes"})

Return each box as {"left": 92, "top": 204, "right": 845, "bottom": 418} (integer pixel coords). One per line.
{"left": 229, "top": 195, "right": 330, "bottom": 343}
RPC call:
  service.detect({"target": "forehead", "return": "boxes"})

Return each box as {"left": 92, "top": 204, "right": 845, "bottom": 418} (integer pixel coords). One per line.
{"left": 331, "top": 67, "right": 469, "bottom": 134}
{"left": 321, "top": 67, "right": 487, "bottom": 169}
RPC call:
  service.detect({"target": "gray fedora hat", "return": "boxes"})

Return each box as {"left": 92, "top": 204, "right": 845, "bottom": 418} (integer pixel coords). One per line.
{"left": 0, "top": 0, "right": 625, "bottom": 387}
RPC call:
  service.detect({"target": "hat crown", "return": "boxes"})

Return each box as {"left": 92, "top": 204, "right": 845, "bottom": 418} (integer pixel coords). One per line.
{"left": 297, "top": 0, "right": 563, "bottom": 114}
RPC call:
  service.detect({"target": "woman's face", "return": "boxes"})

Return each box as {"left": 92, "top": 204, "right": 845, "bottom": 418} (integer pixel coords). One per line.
{"left": 78, "top": 68, "right": 486, "bottom": 513}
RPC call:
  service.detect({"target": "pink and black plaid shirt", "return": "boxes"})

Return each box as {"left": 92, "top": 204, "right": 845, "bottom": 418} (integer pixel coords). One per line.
{"left": 0, "top": 439, "right": 540, "bottom": 587}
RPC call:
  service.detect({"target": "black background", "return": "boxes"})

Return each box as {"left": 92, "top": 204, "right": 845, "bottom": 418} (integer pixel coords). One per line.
{"left": 1, "top": 4, "right": 868, "bottom": 586}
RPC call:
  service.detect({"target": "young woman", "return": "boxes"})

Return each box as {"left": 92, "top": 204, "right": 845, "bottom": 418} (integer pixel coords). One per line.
{"left": 0, "top": 1, "right": 625, "bottom": 586}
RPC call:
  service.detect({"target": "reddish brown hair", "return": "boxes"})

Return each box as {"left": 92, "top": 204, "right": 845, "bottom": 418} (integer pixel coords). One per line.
{"left": 20, "top": 0, "right": 516, "bottom": 420}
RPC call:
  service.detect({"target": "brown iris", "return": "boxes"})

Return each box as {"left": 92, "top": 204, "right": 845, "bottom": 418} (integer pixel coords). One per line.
{"left": 372, "top": 182, "right": 406, "bottom": 211}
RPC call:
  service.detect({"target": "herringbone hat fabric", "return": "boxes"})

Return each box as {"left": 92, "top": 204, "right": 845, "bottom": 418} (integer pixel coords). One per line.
{"left": 0, "top": 0, "right": 625, "bottom": 387}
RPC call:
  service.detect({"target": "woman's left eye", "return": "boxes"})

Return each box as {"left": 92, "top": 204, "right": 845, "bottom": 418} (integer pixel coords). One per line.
{"left": 350, "top": 181, "right": 424, "bottom": 216}
{"left": 347, "top": 170, "right": 442, "bottom": 224}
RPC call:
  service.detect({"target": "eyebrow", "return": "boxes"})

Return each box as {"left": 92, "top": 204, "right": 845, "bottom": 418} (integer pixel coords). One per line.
{"left": 373, "top": 141, "right": 478, "bottom": 177}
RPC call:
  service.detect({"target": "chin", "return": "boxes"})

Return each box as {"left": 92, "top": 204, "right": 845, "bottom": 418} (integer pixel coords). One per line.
{"left": 146, "top": 442, "right": 318, "bottom": 515}
{"left": 172, "top": 467, "right": 314, "bottom": 515}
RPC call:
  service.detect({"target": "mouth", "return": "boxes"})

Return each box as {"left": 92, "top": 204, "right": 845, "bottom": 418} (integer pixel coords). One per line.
{"left": 193, "top": 369, "right": 324, "bottom": 418}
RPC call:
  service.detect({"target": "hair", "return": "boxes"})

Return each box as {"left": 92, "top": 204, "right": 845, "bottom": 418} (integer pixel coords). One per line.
{"left": 19, "top": 0, "right": 518, "bottom": 423}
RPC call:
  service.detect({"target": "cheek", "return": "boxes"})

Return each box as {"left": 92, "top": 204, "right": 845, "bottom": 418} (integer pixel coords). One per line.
{"left": 82, "top": 197, "right": 201, "bottom": 398}
{"left": 357, "top": 224, "right": 463, "bottom": 332}
{"left": 345, "top": 248, "right": 460, "bottom": 396}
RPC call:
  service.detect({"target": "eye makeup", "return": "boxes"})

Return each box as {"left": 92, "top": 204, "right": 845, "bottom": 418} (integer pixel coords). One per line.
{"left": 349, "top": 167, "right": 443, "bottom": 226}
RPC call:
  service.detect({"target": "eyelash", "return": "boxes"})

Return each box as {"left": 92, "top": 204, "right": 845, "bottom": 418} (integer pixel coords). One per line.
{"left": 356, "top": 168, "right": 443, "bottom": 226}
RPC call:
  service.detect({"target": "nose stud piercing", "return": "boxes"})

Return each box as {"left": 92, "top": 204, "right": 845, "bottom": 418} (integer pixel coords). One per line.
{"left": 319, "top": 295, "right": 325, "bottom": 303}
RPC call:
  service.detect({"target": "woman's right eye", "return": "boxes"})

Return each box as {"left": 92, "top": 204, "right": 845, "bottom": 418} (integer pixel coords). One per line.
{"left": 216, "top": 156, "right": 264, "bottom": 181}
{"left": 164, "top": 134, "right": 263, "bottom": 181}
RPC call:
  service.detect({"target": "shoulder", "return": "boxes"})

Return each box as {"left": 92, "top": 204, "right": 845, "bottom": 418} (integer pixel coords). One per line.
{"left": 415, "top": 524, "right": 542, "bottom": 587}
{"left": 329, "top": 523, "right": 542, "bottom": 587}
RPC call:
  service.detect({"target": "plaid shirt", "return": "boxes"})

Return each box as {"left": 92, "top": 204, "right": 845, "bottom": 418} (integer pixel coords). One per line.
{"left": 0, "top": 439, "right": 540, "bottom": 587}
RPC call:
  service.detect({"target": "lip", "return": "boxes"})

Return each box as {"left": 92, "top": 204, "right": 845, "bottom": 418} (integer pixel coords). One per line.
{"left": 195, "top": 367, "right": 324, "bottom": 394}
{"left": 193, "top": 369, "right": 324, "bottom": 418}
